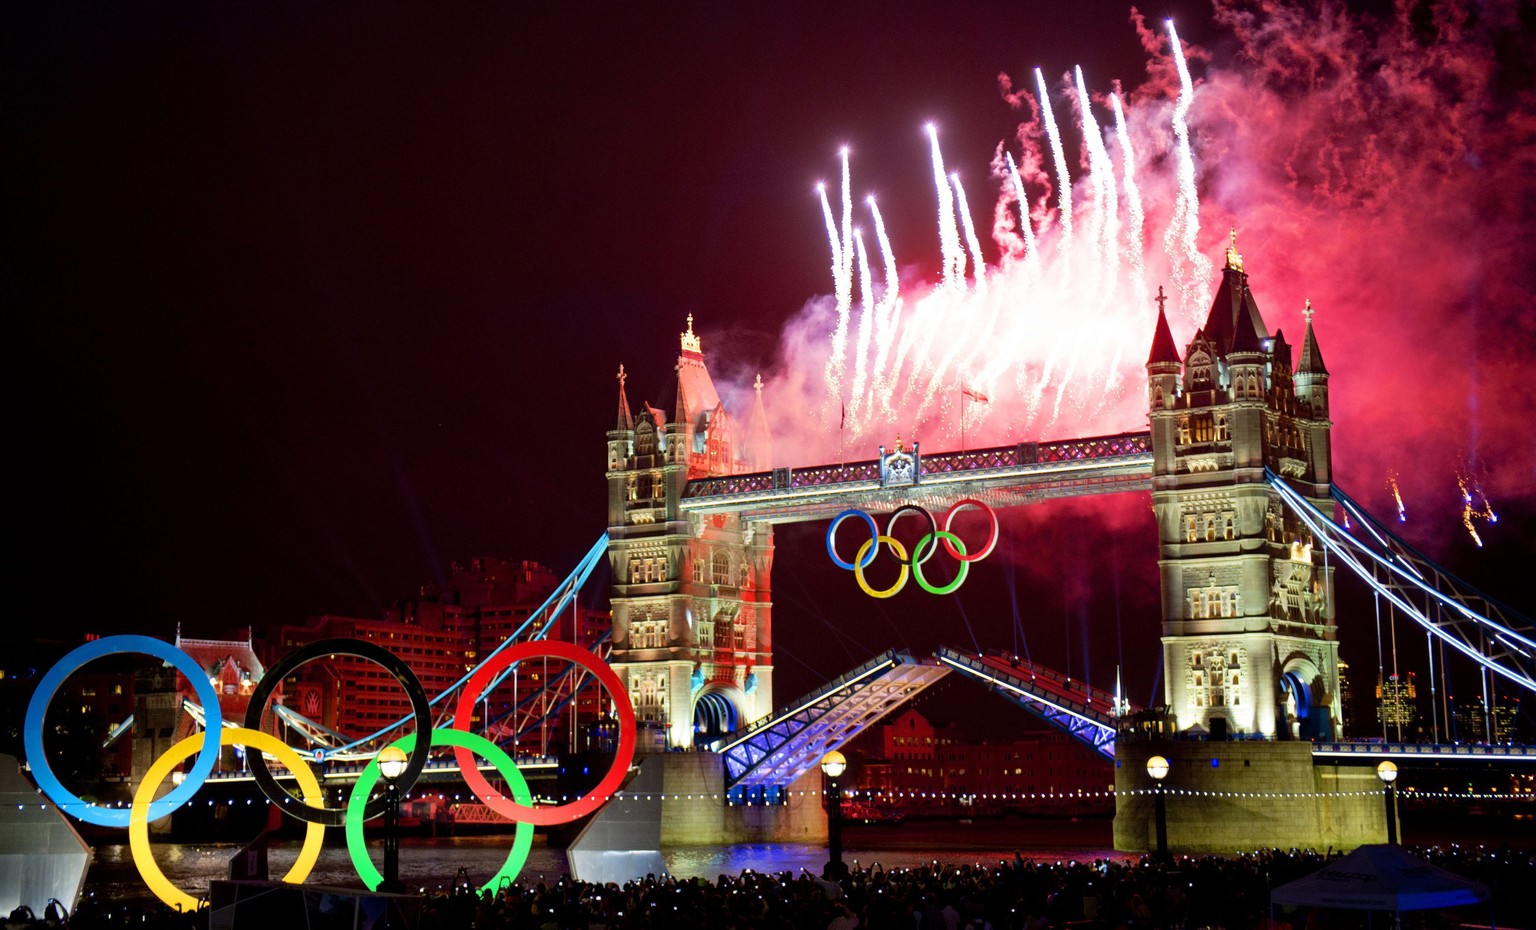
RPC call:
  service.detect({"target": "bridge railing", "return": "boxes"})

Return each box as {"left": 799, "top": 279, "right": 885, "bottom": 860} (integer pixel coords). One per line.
{"left": 1311, "top": 741, "right": 1536, "bottom": 761}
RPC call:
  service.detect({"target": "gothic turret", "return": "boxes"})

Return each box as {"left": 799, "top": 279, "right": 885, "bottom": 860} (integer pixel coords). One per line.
{"left": 1146, "top": 286, "right": 1182, "bottom": 411}
{"left": 1294, "top": 300, "right": 1332, "bottom": 484}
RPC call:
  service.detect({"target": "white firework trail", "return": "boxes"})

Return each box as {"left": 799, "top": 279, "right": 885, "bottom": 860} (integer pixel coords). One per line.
{"left": 1035, "top": 68, "right": 1073, "bottom": 248}
{"left": 1107, "top": 92, "right": 1148, "bottom": 403}
{"left": 1163, "top": 21, "right": 1212, "bottom": 324}
{"left": 926, "top": 124, "right": 967, "bottom": 289}
{"left": 821, "top": 153, "right": 855, "bottom": 423}
{"left": 1075, "top": 66, "right": 1120, "bottom": 303}
{"left": 1110, "top": 92, "right": 1147, "bottom": 307}
{"left": 866, "top": 196, "right": 902, "bottom": 422}
{"left": 848, "top": 228, "right": 875, "bottom": 433}
{"left": 913, "top": 172, "right": 988, "bottom": 423}
{"left": 1004, "top": 151, "right": 1039, "bottom": 260}
{"left": 952, "top": 173, "right": 988, "bottom": 293}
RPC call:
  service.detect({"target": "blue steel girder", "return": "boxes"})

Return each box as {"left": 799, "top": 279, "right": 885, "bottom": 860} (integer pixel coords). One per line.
{"left": 679, "top": 431, "right": 1152, "bottom": 523}
{"left": 935, "top": 648, "right": 1121, "bottom": 759}
{"left": 718, "top": 650, "right": 950, "bottom": 793}
{"left": 1266, "top": 472, "right": 1536, "bottom": 696}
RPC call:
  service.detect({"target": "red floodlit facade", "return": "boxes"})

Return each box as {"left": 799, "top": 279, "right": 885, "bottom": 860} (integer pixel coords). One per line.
{"left": 270, "top": 558, "right": 607, "bottom": 756}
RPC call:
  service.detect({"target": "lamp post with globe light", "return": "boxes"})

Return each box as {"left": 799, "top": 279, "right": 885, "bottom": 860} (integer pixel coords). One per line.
{"left": 821, "top": 750, "right": 847, "bottom": 880}
{"left": 1146, "top": 755, "right": 1170, "bottom": 859}
{"left": 1377, "top": 760, "right": 1399, "bottom": 844}
{"left": 378, "top": 745, "right": 409, "bottom": 892}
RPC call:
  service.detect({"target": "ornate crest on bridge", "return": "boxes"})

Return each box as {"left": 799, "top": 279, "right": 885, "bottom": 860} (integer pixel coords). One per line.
{"left": 878, "top": 439, "right": 919, "bottom": 488}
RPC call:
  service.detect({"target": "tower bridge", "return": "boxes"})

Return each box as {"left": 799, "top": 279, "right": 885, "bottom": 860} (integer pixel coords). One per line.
{"left": 133, "top": 242, "right": 1531, "bottom": 855}
{"left": 589, "top": 239, "right": 1534, "bottom": 851}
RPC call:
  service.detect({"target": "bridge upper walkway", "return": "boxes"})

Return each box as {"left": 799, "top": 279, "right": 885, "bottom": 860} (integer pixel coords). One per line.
{"left": 680, "top": 431, "right": 1152, "bottom": 521}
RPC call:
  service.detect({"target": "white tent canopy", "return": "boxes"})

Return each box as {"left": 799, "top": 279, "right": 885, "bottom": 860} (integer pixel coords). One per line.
{"left": 1271, "top": 844, "right": 1489, "bottom": 912}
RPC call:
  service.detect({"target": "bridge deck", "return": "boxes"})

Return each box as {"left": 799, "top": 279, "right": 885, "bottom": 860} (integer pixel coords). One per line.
{"left": 680, "top": 431, "right": 1152, "bottom": 521}
{"left": 935, "top": 648, "right": 1130, "bottom": 759}
{"left": 717, "top": 650, "right": 950, "bottom": 799}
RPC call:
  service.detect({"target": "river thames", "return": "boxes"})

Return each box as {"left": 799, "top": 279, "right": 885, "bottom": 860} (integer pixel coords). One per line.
{"left": 82, "top": 818, "right": 1124, "bottom": 904}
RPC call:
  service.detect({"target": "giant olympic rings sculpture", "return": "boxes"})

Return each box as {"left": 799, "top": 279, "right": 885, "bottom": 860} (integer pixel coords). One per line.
{"left": 23, "top": 634, "right": 636, "bottom": 907}
{"left": 826, "top": 499, "right": 999, "bottom": 597}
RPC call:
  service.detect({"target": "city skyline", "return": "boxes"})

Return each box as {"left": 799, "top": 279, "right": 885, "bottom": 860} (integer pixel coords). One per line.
{"left": 9, "top": 2, "right": 1535, "bottom": 716}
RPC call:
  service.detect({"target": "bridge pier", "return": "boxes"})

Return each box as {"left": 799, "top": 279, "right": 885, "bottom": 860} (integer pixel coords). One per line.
{"left": 1114, "top": 742, "right": 1389, "bottom": 854}
{"left": 653, "top": 753, "right": 826, "bottom": 847}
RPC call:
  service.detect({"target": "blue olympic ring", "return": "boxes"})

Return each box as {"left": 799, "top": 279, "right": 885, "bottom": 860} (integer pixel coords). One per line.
{"left": 24, "top": 634, "right": 224, "bottom": 827}
{"left": 826, "top": 509, "right": 880, "bottom": 570}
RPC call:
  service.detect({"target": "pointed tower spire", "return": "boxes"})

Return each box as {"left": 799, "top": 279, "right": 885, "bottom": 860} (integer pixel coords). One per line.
{"left": 744, "top": 373, "right": 775, "bottom": 471}
{"left": 615, "top": 364, "right": 634, "bottom": 430}
{"left": 1147, "top": 286, "right": 1182, "bottom": 368}
{"left": 1298, "top": 298, "right": 1328, "bottom": 375}
{"left": 673, "top": 360, "right": 690, "bottom": 427}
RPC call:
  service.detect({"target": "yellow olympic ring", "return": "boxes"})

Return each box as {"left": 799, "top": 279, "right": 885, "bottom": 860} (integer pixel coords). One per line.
{"left": 853, "top": 535, "right": 909, "bottom": 598}
{"left": 130, "top": 727, "right": 326, "bottom": 911}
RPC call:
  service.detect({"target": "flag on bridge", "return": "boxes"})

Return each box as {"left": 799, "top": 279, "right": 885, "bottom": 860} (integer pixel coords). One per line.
{"left": 962, "top": 386, "right": 990, "bottom": 404}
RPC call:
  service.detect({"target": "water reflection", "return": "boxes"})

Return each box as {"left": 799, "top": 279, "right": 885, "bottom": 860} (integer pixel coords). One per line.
{"left": 85, "top": 824, "right": 1122, "bottom": 905}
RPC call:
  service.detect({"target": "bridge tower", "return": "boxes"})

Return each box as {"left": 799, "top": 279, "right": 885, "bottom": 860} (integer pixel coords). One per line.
{"left": 1146, "top": 237, "right": 1340, "bottom": 740}
{"left": 606, "top": 317, "right": 775, "bottom": 749}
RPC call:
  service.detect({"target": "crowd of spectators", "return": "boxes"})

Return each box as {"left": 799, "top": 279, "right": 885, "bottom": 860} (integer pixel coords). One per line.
{"left": 15, "top": 846, "right": 1532, "bottom": 930}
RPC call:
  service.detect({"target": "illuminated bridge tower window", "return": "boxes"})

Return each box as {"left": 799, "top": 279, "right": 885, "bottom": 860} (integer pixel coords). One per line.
{"left": 606, "top": 318, "right": 776, "bottom": 749}
{"left": 1145, "top": 238, "right": 1339, "bottom": 741}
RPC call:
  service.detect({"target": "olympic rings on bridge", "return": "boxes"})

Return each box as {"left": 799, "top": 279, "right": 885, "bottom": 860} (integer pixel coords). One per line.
{"left": 452, "top": 640, "right": 636, "bottom": 825}
{"left": 131, "top": 727, "right": 326, "bottom": 911}
{"left": 828, "top": 499, "right": 999, "bottom": 597}
{"left": 25, "top": 635, "right": 224, "bottom": 827}
{"left": 24, "top": 633, "right": 635, "bottom": 899}
{"left": 245, "top": 637, "right": 433, "bottom": 827}
{"left": 346, "top": 729, "right": 533, "bottom": 894}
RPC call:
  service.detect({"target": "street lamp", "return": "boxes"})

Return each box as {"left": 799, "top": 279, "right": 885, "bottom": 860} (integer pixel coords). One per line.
{"left": 1146, "top": 755, "right": 1170, "bottom": 860}
{"left": 378, "top": 745, "right": 409, "bottom": 893}
{"left": 1376, "top": 760, "right": 1399, "bottom": 845}
{"left": 820, "top": 750, "right": 848, "bottom": 880}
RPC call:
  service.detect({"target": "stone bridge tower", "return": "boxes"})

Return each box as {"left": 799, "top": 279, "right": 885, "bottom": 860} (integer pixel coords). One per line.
{"left": 606, "top": 317, "right": 775, "bottom": 749}
{"left": 1145, "top": 237, "right": 1341, "bottom": 740}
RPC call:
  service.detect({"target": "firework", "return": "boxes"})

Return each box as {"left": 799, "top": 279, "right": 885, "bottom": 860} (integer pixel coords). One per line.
{"left": 1387, "top": 470, "right": 1407, "bottom": 523}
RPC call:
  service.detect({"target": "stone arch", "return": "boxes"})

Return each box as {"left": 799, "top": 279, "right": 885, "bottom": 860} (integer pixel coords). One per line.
{"left": 1278, "top": 655, "right": 1332, "bottom": 741}
{"left": 690, "top": 684, "right": 745, "bottom": 748}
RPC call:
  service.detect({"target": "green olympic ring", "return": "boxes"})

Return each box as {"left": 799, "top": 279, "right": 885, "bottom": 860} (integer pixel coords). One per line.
{"left": 345, "top": 728, "right": 533, "bottom": 893}
{"left": 911, "top": 531, "right": 969, "bottom": 595}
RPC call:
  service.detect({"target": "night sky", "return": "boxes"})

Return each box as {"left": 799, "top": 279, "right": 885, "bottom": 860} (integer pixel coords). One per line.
{"left": 9, "top": 2, "right": 1534, "bottom": 727}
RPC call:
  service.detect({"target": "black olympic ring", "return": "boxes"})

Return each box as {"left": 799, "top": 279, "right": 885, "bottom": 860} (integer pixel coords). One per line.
{"left": 244, "top": 637, "right": 433, "bottom": 827}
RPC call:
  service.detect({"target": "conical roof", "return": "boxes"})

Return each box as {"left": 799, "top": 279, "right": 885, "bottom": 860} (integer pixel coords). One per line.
{"left": 1147, "top": 288, "right": 1181, "bottom": 368}
{"left": 615, "top": 364, "right": 634, "bottom": 430}
{"left": 1298, "top": 304, "right": 1329, "bottom": 375}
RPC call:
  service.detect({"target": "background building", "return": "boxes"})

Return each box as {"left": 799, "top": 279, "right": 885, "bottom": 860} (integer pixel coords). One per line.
{"left": 271, "top": 557, "right": 606, "bottom": 757}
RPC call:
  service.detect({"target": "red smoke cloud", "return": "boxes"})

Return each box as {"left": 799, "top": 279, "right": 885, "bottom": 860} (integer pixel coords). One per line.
{"left": 749, "top": 0, "right": 1534, "bottom": 535}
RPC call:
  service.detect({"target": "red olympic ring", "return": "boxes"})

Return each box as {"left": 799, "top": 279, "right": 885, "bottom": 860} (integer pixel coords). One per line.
{"left": 940, "top": 498, "right": 1000, "bottom": 562}
{"left": 453, "top": 640, "right": 635, "bottom": 825}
